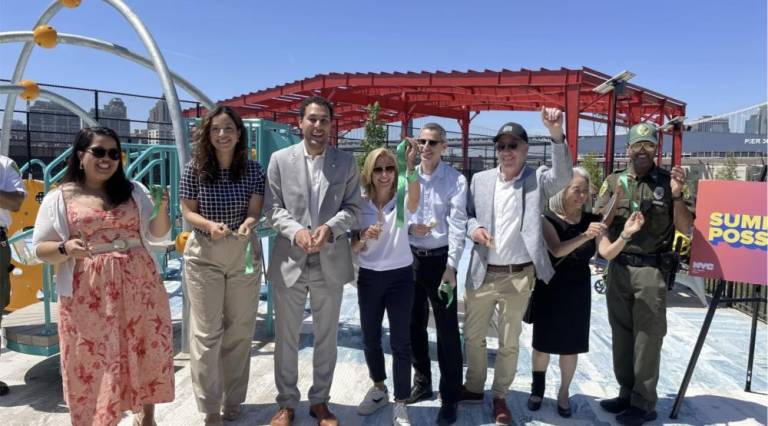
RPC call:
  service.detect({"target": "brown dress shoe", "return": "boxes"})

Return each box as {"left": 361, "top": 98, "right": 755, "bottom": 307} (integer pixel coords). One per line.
{"left": 270, "top": 407, "right": 295, "bottom": 426}
{"left": 492, "top": 397, "right": 511, "bottom": 425}
{"left": 309, "top": 403, "right": 338, "bottom": 426}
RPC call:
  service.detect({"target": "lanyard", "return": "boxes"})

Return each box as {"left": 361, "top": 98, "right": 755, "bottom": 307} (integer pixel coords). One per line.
{"left": 618, "top": 171, "right": 639, "bottom": 212}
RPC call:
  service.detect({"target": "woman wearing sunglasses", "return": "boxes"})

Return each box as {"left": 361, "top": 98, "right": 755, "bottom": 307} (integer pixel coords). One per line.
{"left": 351, "top": 142, "right": 419, "bottom": 426}
{"left": 32, "top": 127, "right": 173, "bottom": 426}
{"left": 179, "top": 106, "right": 265, "bottom": 426}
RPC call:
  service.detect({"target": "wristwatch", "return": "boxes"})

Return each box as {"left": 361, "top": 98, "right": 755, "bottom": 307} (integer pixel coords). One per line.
{"left": 58, "top": 241, "right": 68, "bottom": 255}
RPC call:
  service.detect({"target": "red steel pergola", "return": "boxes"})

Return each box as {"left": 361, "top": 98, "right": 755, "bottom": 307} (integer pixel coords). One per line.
{"left": 191, "top": 67, "right": 686, "bottom": 170}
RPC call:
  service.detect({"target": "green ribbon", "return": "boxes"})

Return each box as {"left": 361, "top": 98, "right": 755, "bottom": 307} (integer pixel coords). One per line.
{"left": 438, "top": 281, "right": 454, "bottom": 308}
{"left": 619, "top": 171, "right": 639, "bottom": 212}
{"left": 244, "top": 239, "right": 255, "bottom": 274}
{"left": 149, "top": 185, "right": 163, "bottom": 220}
{"left": 395, "top": 140, "right": 409, "bottom": 228}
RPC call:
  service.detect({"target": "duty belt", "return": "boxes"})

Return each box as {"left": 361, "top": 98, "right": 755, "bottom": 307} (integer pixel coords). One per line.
{"left": 616, "top": 252, "right": 661, "bottom": 268}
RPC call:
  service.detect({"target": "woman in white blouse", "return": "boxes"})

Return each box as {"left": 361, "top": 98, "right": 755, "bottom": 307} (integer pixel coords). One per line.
{"left": 352, "top": 142, "right": 419, "bottom": 426}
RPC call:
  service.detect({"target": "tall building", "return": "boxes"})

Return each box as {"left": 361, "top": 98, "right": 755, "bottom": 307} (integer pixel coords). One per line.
{"left": 89, "top": 97, "right": 130, "bottom": 138}
{"left": 147, "top": 98, "right": 173, "bottom": 144}
{"left": 690, "top": 115, "right": 731, "bottom": 133}
{"left": 745, "top": 105, "right": 767, "bottom": 135}
{"left": 28, "top": 100, "right": 82, "bottom": 146}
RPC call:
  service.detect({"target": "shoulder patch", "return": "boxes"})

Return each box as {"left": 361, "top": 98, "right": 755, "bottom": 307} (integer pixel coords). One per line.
{"left": 598, "top": 180, "right": 609, "bottom": 197}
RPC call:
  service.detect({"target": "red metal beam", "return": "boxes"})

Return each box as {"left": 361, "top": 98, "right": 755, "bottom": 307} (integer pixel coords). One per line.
{"left": 565, "top": 82, "right": 580, "bottom": 164}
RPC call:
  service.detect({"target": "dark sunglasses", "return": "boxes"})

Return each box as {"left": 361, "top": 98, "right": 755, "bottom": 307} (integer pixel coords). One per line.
{"left": 84, "top": 146, "right": 121, "bottom": 161}
{"left": 373, "top": 165, "right": 396, "bottom": 174}
{"left": 417, "top": 139, "right": 442, "bottom": 146}
{"left": 496, "top": 143, "right": 520, "bottom": 152}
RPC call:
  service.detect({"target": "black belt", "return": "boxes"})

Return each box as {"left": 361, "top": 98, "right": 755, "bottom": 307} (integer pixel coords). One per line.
{"left": 487, "top": 262, "right": 533, "bottom": 273}
{"left": 0, "top": 226, "right": 6, "bottom": 242}
{"left": 410, "top": 245, "right": 449, "bottom": 257}
{"left": 616, "top": 252, "right": 661, "bottom": 268}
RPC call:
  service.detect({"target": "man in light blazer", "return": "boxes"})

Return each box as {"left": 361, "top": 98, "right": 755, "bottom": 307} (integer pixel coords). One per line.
{"left": 458, "top": 107, "right": 572, "bottom": 426}
{"left": 265, "top": 96, "right": 363, "bottom": 426}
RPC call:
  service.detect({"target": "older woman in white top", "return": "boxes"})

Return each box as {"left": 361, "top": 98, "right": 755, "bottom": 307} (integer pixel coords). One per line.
{"left": 33, "top": 127, "right": 172, "bottom": 426}
{"left": 352, "top": 143, "right": 419, "bottom": 426}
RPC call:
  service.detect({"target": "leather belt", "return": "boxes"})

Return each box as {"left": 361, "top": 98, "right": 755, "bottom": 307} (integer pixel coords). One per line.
{"left": 410, "top": 245, "right": 449, "bottom": 257}
{"left": 89, "top": 238, "right": 142, "bottom": 254}
{"left": 487, "top": 262, "right": 533, "bottom": 273}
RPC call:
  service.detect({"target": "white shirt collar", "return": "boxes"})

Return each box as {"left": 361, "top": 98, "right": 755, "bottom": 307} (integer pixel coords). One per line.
{"left": 303, "top": 143, "right": 326, "bottom": 159}
{"left": 497, "top": 166, "right": 524, "bottom": 183}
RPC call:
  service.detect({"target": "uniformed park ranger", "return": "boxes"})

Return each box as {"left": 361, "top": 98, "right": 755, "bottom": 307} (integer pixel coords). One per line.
{"left": 594, "top": 122, "right": 694, "bottom": 426}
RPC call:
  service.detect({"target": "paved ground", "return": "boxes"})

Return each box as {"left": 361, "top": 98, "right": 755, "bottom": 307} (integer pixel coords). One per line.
{"left": 1, "top": 249, "right": 766, "bottom": 425}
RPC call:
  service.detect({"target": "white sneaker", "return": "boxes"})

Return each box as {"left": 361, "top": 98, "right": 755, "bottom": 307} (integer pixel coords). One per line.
{"left": 392, "top": 401, "right": 410, "bottom": 425}
{"left": 357, "top": 385, "right": 389, "bottom": 415}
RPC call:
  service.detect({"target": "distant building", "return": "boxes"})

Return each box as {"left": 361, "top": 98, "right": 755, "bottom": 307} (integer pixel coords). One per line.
{"left": 745, "top": 105, "right": 767, "bottom": 135}
{"left": 147, "top": 98, "right": 173, "bottom": 144}
{"left": 28, "top": 100, "right": 81, "bottom": 146}
{"left": 129, "top": 128, "right": 149, "bottom": 144}
{"left": 690, "top": 115, "right": 730, "bottom": 133}
{"left": 89, "top": 97, "right": 130, "bottom": 138}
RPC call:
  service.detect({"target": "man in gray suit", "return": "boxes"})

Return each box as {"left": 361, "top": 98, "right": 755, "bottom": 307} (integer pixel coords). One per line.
{"left": 458, "top": 108, "right": 572, "bottom": 425}
{"left": 265, "top": 96, "right": 363, "bottom": 426}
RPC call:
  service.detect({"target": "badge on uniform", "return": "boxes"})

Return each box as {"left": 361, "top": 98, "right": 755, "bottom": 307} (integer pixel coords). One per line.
{"left": 653, "top": 186, "right": 665, "bottom": 200}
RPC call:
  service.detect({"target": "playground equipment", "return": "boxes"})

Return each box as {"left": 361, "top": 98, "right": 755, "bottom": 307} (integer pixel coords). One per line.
{"left": 0, "top": 0, "right": 300, "bottom": 357}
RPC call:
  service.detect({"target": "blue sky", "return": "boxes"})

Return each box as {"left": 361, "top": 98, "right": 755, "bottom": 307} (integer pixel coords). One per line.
{"left": 1, "top": 0, "right": 766, "bottom": 136}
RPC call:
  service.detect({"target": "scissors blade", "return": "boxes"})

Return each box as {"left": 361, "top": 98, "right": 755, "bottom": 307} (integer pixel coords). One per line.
{"left": 601, "top": 194, "right": 618, "bottom": 224}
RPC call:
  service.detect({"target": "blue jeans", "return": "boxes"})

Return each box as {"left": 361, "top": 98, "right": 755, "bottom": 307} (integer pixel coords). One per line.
{"left": 357, "top": 266, "right": 414, "bottom": 400}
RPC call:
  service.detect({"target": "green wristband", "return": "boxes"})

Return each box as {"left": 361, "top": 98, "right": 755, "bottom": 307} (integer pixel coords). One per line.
{"left": 406, "top": 170, "right": 418, "bottom": 183}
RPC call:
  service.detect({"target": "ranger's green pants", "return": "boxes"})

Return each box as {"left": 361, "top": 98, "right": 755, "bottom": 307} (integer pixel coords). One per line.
{"left": 606, "top": 261, "right": 667, "bottom": 412}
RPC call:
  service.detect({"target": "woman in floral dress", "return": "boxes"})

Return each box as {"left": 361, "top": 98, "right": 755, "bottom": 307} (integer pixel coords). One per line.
{"left": 33, "top": 127, "right": 173, "bottom": 426}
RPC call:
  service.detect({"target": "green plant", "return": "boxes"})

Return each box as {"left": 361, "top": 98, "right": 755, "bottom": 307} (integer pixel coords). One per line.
{"left": 715, "top": 153, "right": 739, "bottom": 181}
{"left": 356, "top": 102, "right": 387, "bottom": 169}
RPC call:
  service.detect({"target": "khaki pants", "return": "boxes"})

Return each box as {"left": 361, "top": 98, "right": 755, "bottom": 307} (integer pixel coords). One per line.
{"left": 606, "top": 262, "right": 667, "bottom": 412}
{"left": 185, "top": 231, "right": 261, "bottom": 413}
{"left": 463, "top": 265, "right": 535, "bottom": 398}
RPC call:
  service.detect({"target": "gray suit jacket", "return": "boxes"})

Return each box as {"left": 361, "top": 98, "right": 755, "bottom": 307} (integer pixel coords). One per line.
{"left": 265, "top": 143, "right": 363, "bottom": 288}
{"left": 465, "top": 143, "right": 572, "bottom": 289}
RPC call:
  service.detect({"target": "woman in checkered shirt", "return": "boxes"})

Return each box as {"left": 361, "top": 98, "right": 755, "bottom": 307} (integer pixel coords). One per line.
{"left": 179, "top": 106, "right": 266, "bottom": 425}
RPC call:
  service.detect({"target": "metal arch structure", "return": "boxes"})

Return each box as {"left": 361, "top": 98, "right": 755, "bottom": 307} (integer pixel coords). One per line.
{"left": 202, "top": 67, "right": 687, "bottom": 169}
{"left": 1, "top": 0, "right": 192, "bottom": 169}
{"left": 0, "top": 31, "right": 216, "bottom": 111}
{"left": 0, "top": 85, "right": 99, "bottom": 128}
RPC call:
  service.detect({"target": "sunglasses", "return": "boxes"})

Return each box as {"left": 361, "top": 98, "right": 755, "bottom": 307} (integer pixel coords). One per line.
{"left": 373, "top": 165, "right": 396, "bottom": 174}
{"left": 417, "top": 139, "right": 442, "bottom": 146}
{"left": 630, "top": 141, "right": 657, "bottom": 151}
{"left": 84, "top": 146, "right": 121, "bottom": 161}
{"left": 496, "top": 143, "right": 520, "bottom": 152}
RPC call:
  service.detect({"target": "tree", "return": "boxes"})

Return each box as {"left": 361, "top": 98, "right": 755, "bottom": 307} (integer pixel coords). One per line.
{"left": 580, "top": 153, "right": 603, "bottom": 193}
{"left": 715, "top": 153, "right": 739, "bottom": 181}
{"left": 357, "top": 102, "right": 387, "bottom": 169}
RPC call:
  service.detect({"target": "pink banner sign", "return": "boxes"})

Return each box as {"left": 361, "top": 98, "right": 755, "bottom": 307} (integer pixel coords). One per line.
{"left": 689, "top": 180, "right": 767, "bottom": 285}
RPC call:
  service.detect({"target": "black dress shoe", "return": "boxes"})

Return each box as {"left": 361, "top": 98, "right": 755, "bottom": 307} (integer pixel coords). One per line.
{"left": 557, "top": 403, "right": 572, "bottom": 418}
{"left": 616, "top": 406, "right": 657, "bottom": 426}
{"left": 406, "top": 384, "right": 434, "bottom": 404}
{"left": 0, "top": 381, "right": 8, "bottom": 396}
{"left": 527, "top": 396, "right": 542, "bottom": 411}
{"left": 600, "top": 396, "right": 630, "bottom": 413}
{"left": 436, "top": 401, "right": 458, "bottom": 425}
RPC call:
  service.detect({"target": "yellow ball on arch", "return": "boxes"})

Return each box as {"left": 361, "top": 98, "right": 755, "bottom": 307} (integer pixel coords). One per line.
{"left": 58, "top": 0, "right": 82, "bottom": 8}
{"left": 33, "top": 25, "right": 58, "bottom": 49}
{"left": 18, "top": 80, "right": 40, "bottom": 101}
